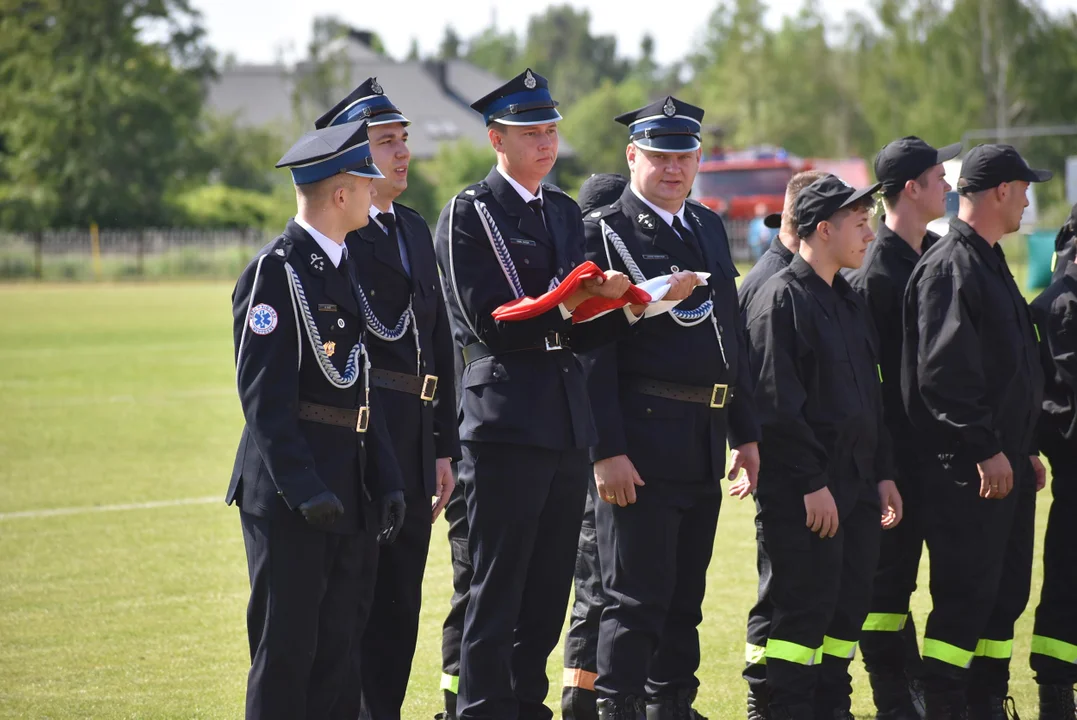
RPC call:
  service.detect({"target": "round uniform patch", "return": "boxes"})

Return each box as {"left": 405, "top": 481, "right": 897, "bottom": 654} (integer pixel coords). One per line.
{"left": 249, "top": 303, "right": 278, "bottom": 335}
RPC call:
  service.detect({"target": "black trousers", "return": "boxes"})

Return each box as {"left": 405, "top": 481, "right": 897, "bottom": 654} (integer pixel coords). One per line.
{"left": 240, "top": 510, "right": 370, "bottom": 720}
{"left": 562, "top": 484, "right": 604, "bottom": 720}
{"left": 456, "top": 441, "right": 590, "bottom": 720}
{"left": 595, "top": 484, "right": 721, "bottom": 700}
{"left": 860, "top": 458, "right": 926, "bottom": 678}
{"left": 760, "top": 487, "right": 880, "bottom": 715}
{"left": 920, "top": 455, "right": 1036, "bottom": 697}
{"left": 1031, "top": 469, "right": 1077, "bottom": 684}
{"left": 441, "top": 481, "right": 472, "bottom": 703}
{"left": 744, "top": 505, "right": 774, "bottom": 691}
{"left": 328, "top": 489, "right": 432, "bottom": 720}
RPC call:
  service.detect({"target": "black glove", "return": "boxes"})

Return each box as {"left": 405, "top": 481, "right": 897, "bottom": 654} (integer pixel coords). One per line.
{"left": 378, "top": 490, "right": 406, "bottom": 545}
{"left": 297, "top": 490, "right": 344, "bottom": 529}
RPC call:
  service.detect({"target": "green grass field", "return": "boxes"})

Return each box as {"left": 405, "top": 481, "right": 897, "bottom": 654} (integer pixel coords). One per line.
{"left": 0, "top": 282, "right": 1051, "bottom": 718}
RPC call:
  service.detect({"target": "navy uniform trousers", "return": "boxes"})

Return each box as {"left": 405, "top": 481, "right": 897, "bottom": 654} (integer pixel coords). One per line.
{"left": 440, "top": 481, "right": 472, "bottom": 718}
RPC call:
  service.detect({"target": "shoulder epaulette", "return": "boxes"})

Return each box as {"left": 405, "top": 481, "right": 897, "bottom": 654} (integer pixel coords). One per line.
{"left": 685, "top": 197, "right": 719, "bottom": 219}
{"left": 582, "top": 202, "right": 621, "bottom": 223}
{"left": 259, "top": 235, "right": 295, "bottom": 263}
{"left": 457, "top": 182, "right": 491, "bottom": 200}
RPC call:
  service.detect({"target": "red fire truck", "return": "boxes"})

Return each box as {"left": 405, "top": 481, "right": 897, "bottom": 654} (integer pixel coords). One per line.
{"left": 692, "top": 146, "right": 807, "bottom": 221}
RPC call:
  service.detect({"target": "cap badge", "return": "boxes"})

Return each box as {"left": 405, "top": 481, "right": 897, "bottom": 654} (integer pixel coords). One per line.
{"left": 637, "top": 213, "right": 656, "bottom": 230}
{"left": 323, "top": 341, "right": 336, "bottom": 357}
{"left": 663, "top": 98, "right": 676, "bottom": 117}
{"left": 524, "top": 70, "right": 537, "bottom": 89}
{"left": 274, "top": 248, "right": 285, "bottom": 256}
{"left": 371, "top": 78, "right": 383, "bottom": 95}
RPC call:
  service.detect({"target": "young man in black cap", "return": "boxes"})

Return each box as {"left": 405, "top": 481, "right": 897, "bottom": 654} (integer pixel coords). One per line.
{"left": 847, "top": 136, "right": 958, "bottom": 720}
{"left": 228, "top": 120, "right": 406, "bottom": 720}
{"left": 433, "top": 70, "right": 697, "bottom": 720}
{"left": 582, "top": 96, "right": 760, "bottom": 720}
{"left": 902, "top": 143, "right": 1051, "bottom": 718}
{"left": 313, "top": 78, "right": 462, "bottom": 720}
{"left": 1028, "top": 249, "right": 1077, "bottom": 720}
{"left": 744, "top": 174, "right": 903, "bottom": 720}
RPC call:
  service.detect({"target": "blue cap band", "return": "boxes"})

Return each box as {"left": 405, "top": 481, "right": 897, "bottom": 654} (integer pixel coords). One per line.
{"left": 483, "top": 88, "right": 556, "bottom": 125}
{"left": 329, "top": 95, "right": 403, "bottom": 127}
{"left": 288, "top": 141, "right": 382, "bottom": 184}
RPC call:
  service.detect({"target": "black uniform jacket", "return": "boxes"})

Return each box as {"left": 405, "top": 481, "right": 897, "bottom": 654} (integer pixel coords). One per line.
{"left": 745, "top": 254, "right": 893, "bottom": 515}
{"left": 434, "top": 167, "right": 630, "bottom": 451}
{"left": 846, "top": 226, "right": 938, "bottom": 460}
{"left": 347, "top": 202, "right": 461, "bottom": 497}
{"left": 228, "top": 220, "right": 404, "bottom": 533}
{"left": 580, "top": 186, "right": 759, "bottom": 487}
{"left": 738, "top": 234, "right": 795, "bottom": 318}
{"left": 1031, "top": 261, "right": 1077, "bottom": 469}
{"left": 902, "top": 218, "right": 1043, "bottom": 465}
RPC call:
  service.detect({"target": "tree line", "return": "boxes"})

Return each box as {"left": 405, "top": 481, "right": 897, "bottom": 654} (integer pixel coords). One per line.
{"left": 2, "top": 0, "right": 1076, "bottom": 232}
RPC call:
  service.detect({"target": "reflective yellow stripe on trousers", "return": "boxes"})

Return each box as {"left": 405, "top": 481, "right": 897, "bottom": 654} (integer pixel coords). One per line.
{"left": 765, "top": 639, "right": 821, "bottom": 666}
{"left": 441, "top": 673, "right": 459, "bottom": 694}
{"left": 1031, "top": 635, "right": 1077, "bottom": 664}
{"left": 745, "top": 643, "right": 767, "bottom": 666}
{"left": 862, "top": 612, "right": 908, "bottom": 632}
{"left": 822, "top": 636, "right": 858, "bottom": 660}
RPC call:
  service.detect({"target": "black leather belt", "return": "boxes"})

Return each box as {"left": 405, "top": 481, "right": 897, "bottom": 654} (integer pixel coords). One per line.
{"left": 298, "top": 401, "right": 369, "bottom": 432}
{"left": 370, "top": 368, "right": 438, "bottom": 401}
{"left": 627, "top": 377, "right": 732, "bottom": 409}
{"left": 462, "top": 331, "right": 571, "bottom": 365}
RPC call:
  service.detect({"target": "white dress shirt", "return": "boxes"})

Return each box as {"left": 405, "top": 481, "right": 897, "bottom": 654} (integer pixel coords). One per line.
{"left": 295, "top": 216, "right": 347, "bottom": 268}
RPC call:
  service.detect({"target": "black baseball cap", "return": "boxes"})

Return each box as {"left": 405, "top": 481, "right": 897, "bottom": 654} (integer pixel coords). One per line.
{"left": 957, "top": 144, "right": 1052, "bottom": 194}
{"left": 874, "top": 136, "right": 961, "bottom": 194}
{"left": 795, "top": 175, "right": 881, "bottom": 239}
{"left": 578, "top": 173, "right": 628, "bottom": 215}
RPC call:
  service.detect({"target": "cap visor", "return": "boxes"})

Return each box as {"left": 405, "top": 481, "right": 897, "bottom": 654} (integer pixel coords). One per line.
{"left": 633, "top": 136, "right": 701, "bottom": 153}
{"left": 346, "top": 164, "right": 385, "bottom": 179}
{"left": 367, "top": 113, "right": 411, "bottom": 127}
{"left": 935, "top": 142, "right": 962, "bottom": 163}
{"left": 491, "top": 108, "right": 563, "bottom": 126}
{"left": 840, "top": 182, "right": 882, "bottom": 209}
{"left": 764, "top": 213, "right": 782, "bottom": 229}
{"left": 1025, "top": 167, "right": 1054, "bottom": 183}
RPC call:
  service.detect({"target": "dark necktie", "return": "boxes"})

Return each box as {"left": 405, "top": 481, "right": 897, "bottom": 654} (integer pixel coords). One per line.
{"left": 379, "top": 212, "right": 396, "bottom": 239}
{"left": 673, "top": 215, "right": 704, "bottom": 262}
{"left": 527, "top": 198, "right": 547, "bottom": 229}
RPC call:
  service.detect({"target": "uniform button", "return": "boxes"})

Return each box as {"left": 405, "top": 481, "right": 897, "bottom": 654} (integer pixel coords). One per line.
{"left": 646, "top": 408, "right": 653, "bottom": 414}
{"left": 570, "top": 261, "right": 576, "bottom": 268}
{"left": 562, "top": 366, "right": 569, "bottom": 373}
{"left": 277, "top": 490, "right": 284, "bottom": 496}
{"left": 370, "top": 290, "right": 376, "bottom": 296}
{"left": 524, "top": 258, "right": 531, "bottom": 265}
{"left": 558, "top": 267, "right": 564, "bottom": 274}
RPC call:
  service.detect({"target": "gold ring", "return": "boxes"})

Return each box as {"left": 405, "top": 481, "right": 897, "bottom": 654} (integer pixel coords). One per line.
{"left": 605, "top": 494, "right": 615, "bottom": 501}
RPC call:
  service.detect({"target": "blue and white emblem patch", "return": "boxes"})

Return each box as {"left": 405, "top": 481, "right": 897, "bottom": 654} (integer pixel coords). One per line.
{"left": 249, "top": 303, "right": 278, "bottom": 335}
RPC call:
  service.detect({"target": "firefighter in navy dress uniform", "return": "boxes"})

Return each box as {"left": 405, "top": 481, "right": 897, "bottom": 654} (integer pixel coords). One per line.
{"left": 313, "top": 77, "right": 462, "bottom": 720}
{"left": 576, "top": 97, "right": 760, "bottom": 720}
{"left": 227, "top": 120, "right": 406, "bottom": 720}
{"left": 432, "top": 69, "right": 698, "bottom": 720}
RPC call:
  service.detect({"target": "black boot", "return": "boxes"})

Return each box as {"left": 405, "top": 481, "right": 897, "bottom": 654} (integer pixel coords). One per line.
{"left": 434, "top": 689, "right": 457, "bottom": 720}
{"left": 966, "top": 695, "right": 1020, "bottom": 720}
{"left": 645, "top": 688, "right": 709, "bottom": 720}
{"left": 869, "top": 671, "right": 922, "bottom": 720}
{"left": 563, "top": 685, "right": 599, "bottom": 720}
{"left": 907, "top": 674, "right": 927, "bottom": 719}
{"left": 924, "top": 688, "right": 968, "bottom": 720}
{"left": 598, "top": 696, "right": 646, "bottom": 720}
{"left": 1039, "top": 684, "right": 1077, "bottom": 720}
{"left": 747, "top": 685, "right": 770, "bottom": 720}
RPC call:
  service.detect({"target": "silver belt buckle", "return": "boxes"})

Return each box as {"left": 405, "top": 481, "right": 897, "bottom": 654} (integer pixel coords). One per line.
{"left": 356, "top": 406, "right": 370, "bottom": 433}
{"left": 544, "top": 332, "right": 563, "bottom": 352}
